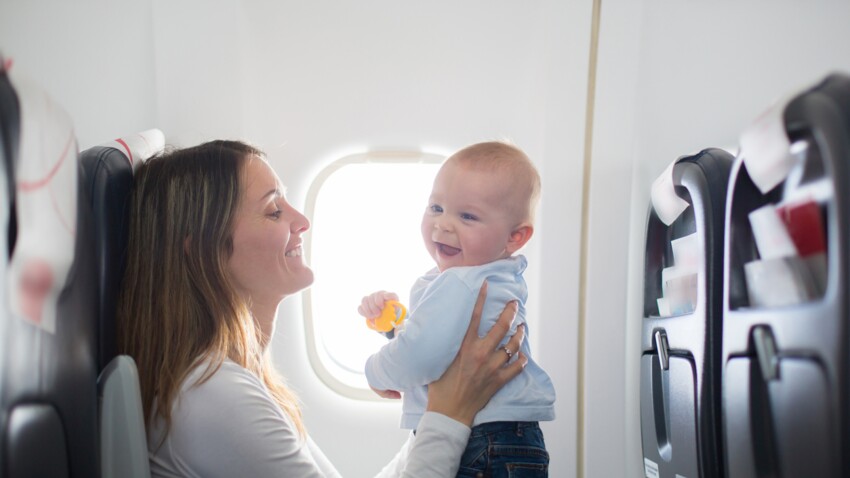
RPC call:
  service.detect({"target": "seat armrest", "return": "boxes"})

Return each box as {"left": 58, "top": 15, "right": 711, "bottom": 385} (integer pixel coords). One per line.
{"left": 98, "top": 355, "right": 151, "bottom": 478}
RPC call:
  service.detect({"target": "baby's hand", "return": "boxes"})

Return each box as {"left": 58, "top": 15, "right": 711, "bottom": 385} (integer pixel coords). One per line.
{"left": 370, "top": 386, "right": 401, "bottom": 400}
{"left": 358, "top": 290, "right": 399, "bottom": 326}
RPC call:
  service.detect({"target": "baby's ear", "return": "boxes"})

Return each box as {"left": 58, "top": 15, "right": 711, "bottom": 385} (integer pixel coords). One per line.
{"left": 506, "top": 224, "right": 534, "bottom": 254}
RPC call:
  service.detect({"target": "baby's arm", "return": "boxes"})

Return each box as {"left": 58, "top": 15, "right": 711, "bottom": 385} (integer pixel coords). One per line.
{"left": 365, "top": 275, "right": 476, "bottom": 391}
{"left": 359, "top": 290, "right": 404, "bottom": 397}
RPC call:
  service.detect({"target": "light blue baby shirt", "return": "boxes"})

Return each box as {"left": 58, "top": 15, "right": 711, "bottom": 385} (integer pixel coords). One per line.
{"left": 365, "top": 255, "right": 556, "bottom": 429}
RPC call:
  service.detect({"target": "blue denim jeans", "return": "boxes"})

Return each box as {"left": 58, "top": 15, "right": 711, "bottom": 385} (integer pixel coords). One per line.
{"left": 456, "top": 421, "right": 549, "bottom": 477}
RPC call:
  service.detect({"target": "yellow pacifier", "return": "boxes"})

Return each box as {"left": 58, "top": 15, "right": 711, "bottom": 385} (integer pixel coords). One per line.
{"left": 367, "top": 300, "right": 408, "bottom": 333}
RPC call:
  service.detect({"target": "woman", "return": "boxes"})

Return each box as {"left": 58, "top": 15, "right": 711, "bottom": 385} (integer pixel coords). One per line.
{"left": 117, "top": 140, "right": 528, "bottom": 477}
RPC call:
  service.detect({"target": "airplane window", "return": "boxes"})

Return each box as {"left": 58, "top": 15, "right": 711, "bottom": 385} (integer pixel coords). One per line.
{"left": 304, "top": 152, "right": 443, "bottom": 399}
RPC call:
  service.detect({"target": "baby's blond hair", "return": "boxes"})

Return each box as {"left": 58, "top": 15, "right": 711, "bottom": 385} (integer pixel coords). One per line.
{"left": 445, "top": 141, "right": 541, "bottom": 224}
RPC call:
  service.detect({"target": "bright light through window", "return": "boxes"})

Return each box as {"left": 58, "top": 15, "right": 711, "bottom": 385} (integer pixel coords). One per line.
{"left": 304, "top": 152, "right": 443, "bottom": 398}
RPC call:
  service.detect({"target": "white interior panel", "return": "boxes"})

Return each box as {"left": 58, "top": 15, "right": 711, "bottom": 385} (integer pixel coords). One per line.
{"left": 590, "top": 1, "right": 850, "bottom": 476}
{"left": 0, "top": 0, "right": 587, "bottom": 471}
{"left": 2, "top": 1, "right": 848, "bottom": 477}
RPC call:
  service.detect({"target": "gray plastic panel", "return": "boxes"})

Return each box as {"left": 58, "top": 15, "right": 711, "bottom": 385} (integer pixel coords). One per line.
{"left": 640, "top": 354, "right": 699, "bottom": 478}
{"left": 5, "top": 404, "right": 70, "bottom": 478}
{"left": 724, "top": 356, "right": 837, "bottom": 478}
{"left": 641, "top": 149, "right": 733, "bottom": 478}
{"left": 722, "top": 73, "right": 850, "bottom": 478}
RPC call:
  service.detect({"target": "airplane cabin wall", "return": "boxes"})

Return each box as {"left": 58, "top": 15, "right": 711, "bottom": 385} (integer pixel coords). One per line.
{"left": 0, "top": 1, "right": 157, "bottom": 150}
{"left": 4, "top": 1, "right": 849, "bottom": 477}
{"left": 0, "top": 1, "right": 590, "bottom": 477}
{"left": 212, "top": 3, "right": 590, "bottom": 476}
{"left": 588, "top": 1, "right": 850, "bottom": 476}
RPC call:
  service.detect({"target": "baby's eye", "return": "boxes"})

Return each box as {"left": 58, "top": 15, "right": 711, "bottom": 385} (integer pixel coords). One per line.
{"left": 429, "top": 205, "right": 443, "bottom": 214}
{"left": 460, "top": 213, "right": 478, "bottom": 221}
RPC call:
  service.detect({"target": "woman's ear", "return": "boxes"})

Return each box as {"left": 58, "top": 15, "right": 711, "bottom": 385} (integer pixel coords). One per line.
{"left": 183, "top": 236, "right": 192, "bottom": 255}
{"left": 506, "top": 224, "right": 534, "bottom": 254}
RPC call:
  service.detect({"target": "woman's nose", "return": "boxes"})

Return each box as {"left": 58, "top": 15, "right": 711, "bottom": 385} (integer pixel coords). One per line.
{"left": 289, "top": 207, "right": 310, "bottom": 233}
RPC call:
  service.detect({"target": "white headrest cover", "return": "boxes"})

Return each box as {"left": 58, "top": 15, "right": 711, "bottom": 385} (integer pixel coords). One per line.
{"left": 7, "top": 70, "right": 77, "bottom": 333}
{"left": 739, "top": 88, "right": 800, "bottom": 194}
{"left": 102, "top": 129, "right": 165, "bottom": 170}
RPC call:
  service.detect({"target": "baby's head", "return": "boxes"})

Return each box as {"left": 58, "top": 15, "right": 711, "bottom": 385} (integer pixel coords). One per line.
{"left": 421, "top": 141, "right": 540, "bottom": 272}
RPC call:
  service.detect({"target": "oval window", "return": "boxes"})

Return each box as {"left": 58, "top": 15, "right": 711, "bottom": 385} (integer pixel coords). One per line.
{"left": 303, "top": 152, "right": 443, "bottom": 399}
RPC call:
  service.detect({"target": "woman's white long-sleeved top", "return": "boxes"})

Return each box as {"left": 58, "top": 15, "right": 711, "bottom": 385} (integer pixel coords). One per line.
{"left": 147, "top": 359, "right": 469, "bottom": 477}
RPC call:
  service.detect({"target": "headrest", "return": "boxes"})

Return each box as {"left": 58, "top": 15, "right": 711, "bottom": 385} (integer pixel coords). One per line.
{"left": 651, "top": 156, "right": 690, "bottom": 225}
{"left": 6, "top": 69, "right": 77, "bottom": 334}
{"left": 79, "top": 128, "right": 163, "bottom": 371}
{"left": 100, "top": 129, "right": 165, "bottom": 170}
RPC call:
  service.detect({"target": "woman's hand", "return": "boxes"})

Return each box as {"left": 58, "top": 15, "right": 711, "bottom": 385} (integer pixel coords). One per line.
{"left": 425, "top": 281, "right": 527, "bottom": 426}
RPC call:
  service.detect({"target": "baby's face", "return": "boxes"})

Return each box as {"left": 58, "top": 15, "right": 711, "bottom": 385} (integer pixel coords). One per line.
{"left": 421, "top": 162, "right": 518, "bottom": 271}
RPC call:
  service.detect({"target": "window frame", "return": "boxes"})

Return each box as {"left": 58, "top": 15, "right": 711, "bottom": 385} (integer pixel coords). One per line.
{"left": 302, "top": 151, "right": 445, "bottom": 400}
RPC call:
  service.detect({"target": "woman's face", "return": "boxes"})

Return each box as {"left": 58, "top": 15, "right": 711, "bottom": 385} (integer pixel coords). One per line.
{"left": 227, "top": 157, "right": 313, "bottom": 305}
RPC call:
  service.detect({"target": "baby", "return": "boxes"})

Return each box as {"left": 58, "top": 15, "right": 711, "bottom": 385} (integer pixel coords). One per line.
{"left": 359, "top": 141, "right": 555, "bottom": 476}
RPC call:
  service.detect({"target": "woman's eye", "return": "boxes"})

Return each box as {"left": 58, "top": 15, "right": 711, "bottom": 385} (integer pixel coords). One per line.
{"left": 269, "top": 209, "right": 283, "bottom": 219}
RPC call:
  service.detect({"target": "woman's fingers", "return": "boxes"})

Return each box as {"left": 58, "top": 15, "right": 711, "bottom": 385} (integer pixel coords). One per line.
{"left": 501, "top": 322, "right": 525, "bottom": 358}
{"left": 425, "top": 281, "right": 528, "bottom": 426}
{"left": 496, "top": 323, "right": 527, "bottom": 370}
{"left": 463, "top": 280, "right": 488, "bottom": 343}
{"left": 499, "top": 351, "right": 528, "bottom": 382}
{"left": 482, "top": 299, "right": 518, "bottom": 350}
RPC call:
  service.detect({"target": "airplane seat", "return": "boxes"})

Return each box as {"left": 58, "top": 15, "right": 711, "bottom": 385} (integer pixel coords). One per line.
{"left": 79, "top": 129, "right": 164, "bottom": 478}
{"left": 0, "top": 67, "right": 99, "bottom": 477}
{"left": 722, "top": 72, "right": 850, "bottom": 478}
{"left": 80, "top": 129, "right": 164, "bottom": 372}
{"left": 98, "top": 356, "right": 150, "bottom": 478}
{"left": 640, "top": 148, "right": 733, "bottom": 478}
{"left": 0, "top": 58, "right": 21, "bottom": 477}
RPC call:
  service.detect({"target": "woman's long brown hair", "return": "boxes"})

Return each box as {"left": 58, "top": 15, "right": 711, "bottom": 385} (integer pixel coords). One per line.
{"left": 117, "top": 140, "right": 304, "bottom": 442}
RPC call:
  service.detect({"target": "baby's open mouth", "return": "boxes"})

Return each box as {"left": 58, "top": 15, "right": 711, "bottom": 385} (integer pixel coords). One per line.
{"left": 437, "top": 243, "right": 461, "bottom": 257}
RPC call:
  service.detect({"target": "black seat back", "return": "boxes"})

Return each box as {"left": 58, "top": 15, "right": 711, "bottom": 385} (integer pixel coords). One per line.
{"left": 640, "top": 149, "right": 733, "bottom": 478}
{"left": 722, "top": 73, "right": 850, "bottom": 478}
{"left": 80, "top": 143, "right": 136, "bottom": 371}
{"left": 0, "top": 67, "right": 99, "bottom": 478}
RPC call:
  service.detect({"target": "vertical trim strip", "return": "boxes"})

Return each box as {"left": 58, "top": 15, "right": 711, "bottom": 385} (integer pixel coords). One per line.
{"left": 578, "top": 0, "right": 602, "bottom": 477}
